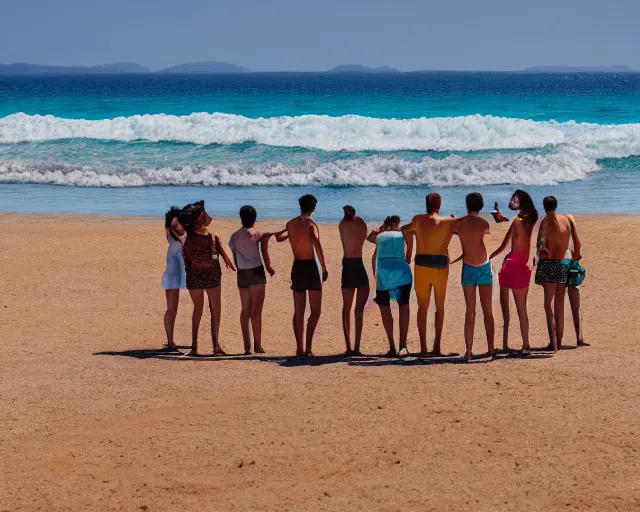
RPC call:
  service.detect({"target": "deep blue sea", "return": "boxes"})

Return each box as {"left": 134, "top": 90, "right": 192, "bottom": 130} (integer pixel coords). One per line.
{"left": 1, "top": 72, "right": 639, "bottom": 220}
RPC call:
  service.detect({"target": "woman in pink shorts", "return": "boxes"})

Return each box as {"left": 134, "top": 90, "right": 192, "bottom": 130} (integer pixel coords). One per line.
{"left": 490, "top": 190, "right": 539, "bottom": 354}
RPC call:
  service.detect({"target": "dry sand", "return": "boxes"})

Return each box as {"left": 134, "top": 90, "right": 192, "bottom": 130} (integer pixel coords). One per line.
{"left": 1, "top": 213, "right": 639, "bottom": 511}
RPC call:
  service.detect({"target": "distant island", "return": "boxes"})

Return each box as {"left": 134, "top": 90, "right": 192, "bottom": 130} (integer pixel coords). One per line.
{"left": 524, "top": 65, "right": 634, "bottom": 73}
{"left": 326, "top": 65, "right": 400, "bottom": 73}
{"left": 0, "top": 62, "right": 150, "bottom": 75}
{"left": 160, "top": 61, "right": 249, "bottom": 73}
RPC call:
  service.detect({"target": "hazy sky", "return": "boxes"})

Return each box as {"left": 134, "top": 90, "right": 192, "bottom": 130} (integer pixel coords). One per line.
{"left": 1, "top": 0, "right": 638, "bottom": 71}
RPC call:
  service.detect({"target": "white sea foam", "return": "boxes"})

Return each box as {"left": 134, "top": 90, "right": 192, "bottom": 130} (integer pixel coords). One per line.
{"left": 1, "top": 112, "right": 639, "bottom": 158}
{"left": 0, "top": 149, "right": 600, "bottom": 188}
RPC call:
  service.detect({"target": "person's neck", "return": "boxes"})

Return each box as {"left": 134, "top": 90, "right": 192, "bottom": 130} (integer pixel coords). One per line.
{"left": 301, "top": 212, "right": 313, "bottom": 219}
{"left": 468, "top": 211, "right": 479, "bottom": 217}
{"left": 546, "top": 211, "right": 557, "bottom": 217}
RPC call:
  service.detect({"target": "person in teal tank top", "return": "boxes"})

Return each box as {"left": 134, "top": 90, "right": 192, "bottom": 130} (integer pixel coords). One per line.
{"left": 367, "top": 216, "right": 412, "bottom": 357}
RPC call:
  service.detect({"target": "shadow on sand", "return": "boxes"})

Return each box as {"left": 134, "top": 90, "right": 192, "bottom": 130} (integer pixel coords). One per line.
{"left": 94, "top": 347, "right": 555, "bottom": 366}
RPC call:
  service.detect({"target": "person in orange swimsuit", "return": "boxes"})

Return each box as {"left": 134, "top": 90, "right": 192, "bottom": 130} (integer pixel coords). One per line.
{"left": 402, "top": 193, "right": 456, "bottom": 356}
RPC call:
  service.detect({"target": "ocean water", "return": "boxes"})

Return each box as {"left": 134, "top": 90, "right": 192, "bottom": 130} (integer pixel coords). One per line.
{"left": 1, "top": 72, "right": 639, "bottom": 219}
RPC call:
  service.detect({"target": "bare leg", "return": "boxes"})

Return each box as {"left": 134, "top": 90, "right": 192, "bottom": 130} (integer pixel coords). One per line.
{"left": 292, "top": 291, "right": 307, "bottom": 357}
{"left": 239, "top": 287, "right": 252, "bottom": 354}
{"left": 164, "top": 289, "right": 180, "bottom": 350}
{"left": 378, "top": 305, "right": 396, "bottom": 355}
{"left": 512, "top": 287, "right": 530, "bottom": 352}
{"left": 462, "top": 285, "right": 477, "bottom": 361}
{"left": 206, "top": 287, "right": 224, "bottom": 354}
{"left": 554, "top": 284, "right": 567, "bottom": 349}
{"left": 353, "top": 286, "right": 369, "bottom": 354}
{"left": 341, "top": 288, "right": 356, "bottom": 353}
{"left": 568, "top": 287, "right": 587, "bottom": 346}
{"left": 478, "top": 284, "right": 495, "bottom": 357}
{"left": 432, "top": 280, "right": 448, "bottom": 356}
{"left": 542, "top": 283, "right": 558, "bottom": 352}
{"left": 249, "top": 284, "right": 266, "bottom": 353}
{"left": 416, "top": 282, "right": 432, "bottom": 355}
{"left": 305, "top": 290, "right": 323, "bottom": 355}
{"left": 188, "top": 289, "right": 205, "bottom": 356}
{"left": 500, "top": 286, "right": 510, "bottom": 351}
{"left": 399, "top": 304, "right": 410, "bottom": 353}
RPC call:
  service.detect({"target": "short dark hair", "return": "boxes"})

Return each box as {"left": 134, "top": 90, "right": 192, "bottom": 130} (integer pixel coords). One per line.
{"left": 465, "top": 192, "right": 484, "bottom": 213}
{"left": 343, "top": 205, "right": 355, "bottom": 219}
{"left": 164, "top": 206, "right": 182, "bottom": 229}
{"left": 384, "top": 215, "right": 400, "bottom": 227}
{"left": 299, "top": 194, "right": 317, "bottom": 214}
{"left": 543, "top": 196, "right": 558, "bottom": 212}
{"left": 426, "top": 192, "right": 442, "bottom": 214}
{"left": 239, "top": 205, "right": 257, "bottom": 228}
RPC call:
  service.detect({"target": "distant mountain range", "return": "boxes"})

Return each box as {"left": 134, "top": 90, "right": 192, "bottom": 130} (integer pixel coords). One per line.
{"left": 327, "top": 64, "right": 400, "bottom": 73}
{"left": 0, "top": 61, "right": 636, "bottom": 75}
{"left": 0, "top": 62, "right": 150, "bottom": 75}
{"left": 523, "top": 65, "right": 634, "bottom": 73}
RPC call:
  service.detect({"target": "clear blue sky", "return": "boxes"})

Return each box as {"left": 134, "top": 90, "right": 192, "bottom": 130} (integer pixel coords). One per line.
{"left": 1, "top": 0, "right": 638, "bottom": 71}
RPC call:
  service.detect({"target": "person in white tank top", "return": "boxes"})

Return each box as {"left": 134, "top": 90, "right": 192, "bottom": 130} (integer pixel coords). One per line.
{"left": 161, "top": 207, "right": 186, "bottom": 352}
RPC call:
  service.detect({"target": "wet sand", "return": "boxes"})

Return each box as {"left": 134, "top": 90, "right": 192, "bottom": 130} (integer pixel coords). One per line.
{"left": 1, "top": 214, "right": 639, "bottom": 511}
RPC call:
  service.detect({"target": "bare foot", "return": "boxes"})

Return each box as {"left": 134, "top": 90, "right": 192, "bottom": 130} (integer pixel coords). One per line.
{"left": 417, "top": 351, "right": 429, "bottom": 358}
{"left": 254, "top": 346, "right": 266, "bottom": 354}
{"left": 352, "top": 349, "right": 362, "bottom": 356}
{"left": 343, "top": 349, "right": 354, "bottom": 357}
{"left": 577, "top": 340, "right": 590, "bottom": 347}
{"left": 244, "top": 350, "right": 252, "bottom": 356}
{"left": 184, "top": 350, "right": 199, "bottom": 357}
{"left": 464, "top": 351, "right": 472, "bottom": 362}
{"left": 305, "top": 351, "right": 315, "bottom": 357}
{"left": 383, "top": 349, "right": 397, "bottom": 358}
{"left": 213, "top": 347, "right": 227, "bottom": 356}
{"left": 295, "top": 349, "right": 305, "bottom": 358}
{"left": 398, "top": 347, "right": 410, "bottom": 358}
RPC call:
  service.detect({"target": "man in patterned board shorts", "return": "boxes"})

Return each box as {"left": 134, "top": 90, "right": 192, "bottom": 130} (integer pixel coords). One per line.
{"left": 535, "top": 196, "right": 582, "bottom": 351}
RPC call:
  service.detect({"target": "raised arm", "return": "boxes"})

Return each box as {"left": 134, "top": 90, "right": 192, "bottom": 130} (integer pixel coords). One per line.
{"left": 489, "top": 223, "right": 514, "bottom": 260}
{"left": 568, "top": 215, "right": 582, "bottom": 261}
{"left": 260, "top": 233, "right": 275, "bottom": 276}
{"left": 310, "top": 224, "right": 328, "bottom": 281}
{"left": 216, "top": 236, "right": 236, "bottom": 272}
{"left": 367, "top": 229, "right": 380, "bottom": 244}
{"left": 401, "top": 221, "right": 415, "bottom": 264}
{"left": 274, "top": 226, "right": 289, "bottom": 242}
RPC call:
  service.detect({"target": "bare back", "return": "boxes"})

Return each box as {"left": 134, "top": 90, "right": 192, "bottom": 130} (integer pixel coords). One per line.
{"left": 339, "top": 216, "right": 367, "bottom": 258}
{"left": 511, "top": 216, "right": 534, "bottom": 256}
{"left": 454, "top": 215, "right": 490, "bottom": 265}
{"left": 287, "top": 216, "right": 317, "bottom": 260}
{"left": 412, "top": 214, "right": 455, "bottom": 256}
{"left": 539, "top": 214, "right": 572, "bottom": 259}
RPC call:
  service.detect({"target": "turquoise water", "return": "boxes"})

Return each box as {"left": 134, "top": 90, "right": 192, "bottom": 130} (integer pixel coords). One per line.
{"left": 0, "top": 73, "right": 639, "bottom": 218}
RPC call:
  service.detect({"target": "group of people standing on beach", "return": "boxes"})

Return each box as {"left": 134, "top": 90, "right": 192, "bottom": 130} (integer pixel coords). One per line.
{"left": 161, "top": 190, "right": 587, "bottom": 360}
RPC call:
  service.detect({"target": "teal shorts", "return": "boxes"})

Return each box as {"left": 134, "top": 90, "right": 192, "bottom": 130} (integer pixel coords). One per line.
{"left": 462, "top": 261, "right": 493, "bottom": 286}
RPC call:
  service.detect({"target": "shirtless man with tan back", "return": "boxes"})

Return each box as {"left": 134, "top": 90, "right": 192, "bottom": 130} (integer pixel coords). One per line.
{"left": 453, "top": 193, "right": 495, "bottom": 360}
{"left": 276, "top": 194, "right": 328, "bottom": 357}
{"left": 338, "top": 205, "right": 369, "bottom": 356}
{"left": 402, "top": 192, "right": 456, "bottom": 356}
{"left": 535, "top": 195, "right": 582, "bottom": 352}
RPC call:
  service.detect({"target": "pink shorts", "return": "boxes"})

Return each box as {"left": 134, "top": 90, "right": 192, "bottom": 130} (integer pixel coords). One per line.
{"left": 498, "top": 252, "right": 531, "bottom": 290}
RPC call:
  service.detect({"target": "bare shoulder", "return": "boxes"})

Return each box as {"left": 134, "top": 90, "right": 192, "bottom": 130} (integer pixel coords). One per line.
{"left": 356, "top": 216, "right": 367, "bottom": 229}
{"left": 481, "top": 217, "right": 490, "bottom": 229}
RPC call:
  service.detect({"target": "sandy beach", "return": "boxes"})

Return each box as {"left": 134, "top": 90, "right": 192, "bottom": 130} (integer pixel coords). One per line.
{"left": 1, "top": 213, "right": 639, "bottom": 511}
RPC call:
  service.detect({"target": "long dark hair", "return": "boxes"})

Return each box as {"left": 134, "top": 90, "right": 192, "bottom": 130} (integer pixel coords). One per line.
{"left": 178, "top": 200, "right": 205, "bottom": 234}
{"left": 513, "top": 189, "right": 538, "bottom": 226}
{"left": 164, "top": 206, "right": 182, "bottom": 229}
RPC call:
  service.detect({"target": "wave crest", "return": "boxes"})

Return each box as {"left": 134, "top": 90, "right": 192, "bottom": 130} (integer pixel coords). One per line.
{"left": 0, "top": 112, "right": 638, "bottom": 157}
{"left": 0, "top": 150, "right": 599, "bottom": 188}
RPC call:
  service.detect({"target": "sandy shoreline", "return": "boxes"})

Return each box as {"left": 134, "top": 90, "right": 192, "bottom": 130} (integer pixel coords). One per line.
{"left": 1, "top": 213, "right": 639, "bottom": 511}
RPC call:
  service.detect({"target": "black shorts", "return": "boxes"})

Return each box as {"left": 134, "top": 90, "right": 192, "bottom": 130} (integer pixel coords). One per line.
{"left": 535, "top": 259, "right": 569, "bottom": 285}
{"left": 237, "top": 265, "right": 267, "bottom": 288}
{"left": 341, "top": 258, "right": 369, "bottom": 289}
{"left": 291, "top": 259, "right": 322, "bottom": 292}
{"left": 374, "top": 284, "right": 411, "bottom": 306}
